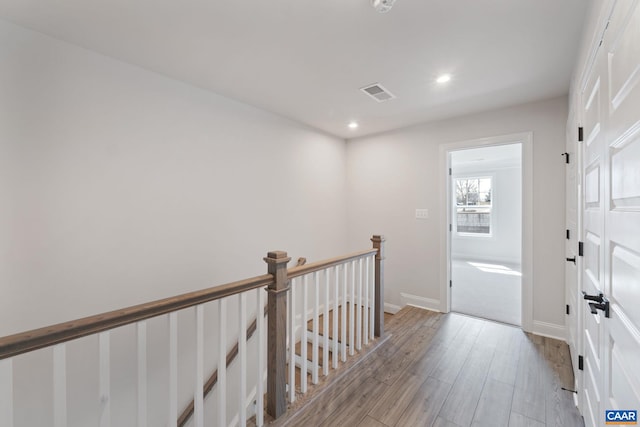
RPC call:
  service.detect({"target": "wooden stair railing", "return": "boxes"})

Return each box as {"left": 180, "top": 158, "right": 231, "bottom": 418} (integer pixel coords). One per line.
{"left": 0, "top": 235, "right": 386, "bottom": 426}
{"left": 178, "top": 257, "right": 311, "bottom": 426}
{"left": 0, "top": 274, "right": 274, "bottom": 360}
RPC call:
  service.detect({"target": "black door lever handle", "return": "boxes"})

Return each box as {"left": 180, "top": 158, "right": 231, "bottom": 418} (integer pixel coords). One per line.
{"left": 582, "top": 291, "right": 604, "bottom": 303}
{"left": 566, "top": 257, "right": 576, "bottom": 264}
{"left": 588, "top": 301, "right": 610, "bottom": 318}
{"left": 583, "top": 292, "right": 610, "bottom": 318}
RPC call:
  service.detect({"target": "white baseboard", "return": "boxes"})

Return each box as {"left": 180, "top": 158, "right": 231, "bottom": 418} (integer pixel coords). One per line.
{"left": 384, "top": 303, "right": 402, "bottom": 314}
{"left": 531, "top": 320, "right": 566, "bottom": 341}
{"left": 400, "top": 292, "right": 441, "bottom": 313}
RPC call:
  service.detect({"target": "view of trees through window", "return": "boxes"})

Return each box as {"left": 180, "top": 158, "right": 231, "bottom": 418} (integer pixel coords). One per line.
{"left": 455, "top": 177, "right": 492, "bottom": 234}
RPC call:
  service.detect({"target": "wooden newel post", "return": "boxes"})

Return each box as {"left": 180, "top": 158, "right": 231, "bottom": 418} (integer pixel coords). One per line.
{"left": 371, "top": 235, "right": 385, "bottom": 337}
{"left": 264, "top": 250, "right": 290, "bottom": 419}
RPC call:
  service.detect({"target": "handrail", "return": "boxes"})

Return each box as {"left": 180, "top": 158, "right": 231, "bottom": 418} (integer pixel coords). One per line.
{"left": 0, "top": 248, "right": 378, "bottom": 361}
{"left": 0, "top": 274, "right": 274, "bottom": 360}
{"left": 287, "top": 248, "right": 378, "bottom": 280}
{"left": 0, "top": 236, "right": 385, "bottom": 424}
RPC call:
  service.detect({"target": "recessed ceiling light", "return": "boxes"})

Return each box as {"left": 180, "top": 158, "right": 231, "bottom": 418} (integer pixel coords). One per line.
{"left": 348, "top": 121, "right": 359, "bottom": 130}
{"left": 436, "top": 74, "right": 451, "bottom": 84}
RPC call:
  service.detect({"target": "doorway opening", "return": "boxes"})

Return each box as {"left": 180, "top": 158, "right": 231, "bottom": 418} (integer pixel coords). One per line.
{"left": 449, "top": 143, "right": 523, "bottom": 325}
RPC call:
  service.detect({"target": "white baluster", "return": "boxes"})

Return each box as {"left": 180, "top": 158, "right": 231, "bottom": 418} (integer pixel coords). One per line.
{"left": 288, "top": 279, "right": 296, "bottom": 403}
{"left": 168, "top": 313, "right": 178, "bottom": 427}
{"left": 363, "top": 257, "right": 369, "bottom": 346}
{"left": 53, "top": 344, "right": 67, "bottom": 427}
{"left": 99, "top": 331, "right": 111, "bottom": 427}
{"left": 323, "top": 269, "right": 329, "bottom": 376}
{"left": 357, "top": 258, "right": 363, "bottom": 351}
{"left": 312, "top": 272, "right": 319, "bottom": 384}
{"left": 349, "top": 260, "right": 355, "bottom": 356}
{"left": 370, "top": 255, "right": 375, "bottom": 340}
{"left": 0, "top": 358, "right": 13, "bottom": 427}
{"left": 218, "top": 299, "right": 227, "bottom": 427}
{"left": 137, "top": 321, "right": 147, "bottom": 427}
{"left": 239, "top": 293, "right": 247, "bottom": 426}
{"left": 256, "top": 287, "right": 265, "bottom": 426}
{"left": 301, "top": 275, "right": 308, "bottom": 394}
{"left": 341, "top": 263, "right": 347, "bottom": 362}
{"left": 195, "top": 305, "right": 204, "bottom": 427}
{"left": 333, "top": 266, "right": 339, "bottom": 370}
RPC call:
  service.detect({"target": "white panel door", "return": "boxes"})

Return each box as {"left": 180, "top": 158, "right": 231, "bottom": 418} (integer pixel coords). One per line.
{"left": 580, "top": 36, "right": 607, "bottom": 427}
{"left": 603, "top": 0, "right": 640, "bottom": 419}
{"left": 578, "top": 1, "right": 640, "bottom": 426}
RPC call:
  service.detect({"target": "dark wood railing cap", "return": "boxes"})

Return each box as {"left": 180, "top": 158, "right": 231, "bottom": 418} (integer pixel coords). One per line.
{"left": 266, "top": 250, "right": 289, "bottom": 259}
{"left": 264, "top": 251, "right": 291, "bottom": 265}
{"left": 287, "top": 248, "right": 378, "bottom": 279}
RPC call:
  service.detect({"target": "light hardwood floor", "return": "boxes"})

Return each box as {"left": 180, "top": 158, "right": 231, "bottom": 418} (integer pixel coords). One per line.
{"left": 272, "top": 306, "right": 583, "bottom": 427}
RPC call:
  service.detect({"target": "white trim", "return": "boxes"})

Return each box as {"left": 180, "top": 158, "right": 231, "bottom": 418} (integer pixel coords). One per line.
{"left": 384, "top": 303, "right": 402, "bottom": 314}
{"left": 531, "top": 320, "right": 566, "bottom": 342}
{"left": 439, "top": 132, "right": 533, "bottom": 332}
{"left": 400, "top": 293, "right": 441, "bottom": 312}
{"left": 522, "top": 135, "right": 533, "bottom": 333}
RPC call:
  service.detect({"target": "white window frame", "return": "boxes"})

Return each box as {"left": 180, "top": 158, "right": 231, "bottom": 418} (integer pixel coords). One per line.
{"left": 452, "top": 173, "right": 496, "bottom": 238}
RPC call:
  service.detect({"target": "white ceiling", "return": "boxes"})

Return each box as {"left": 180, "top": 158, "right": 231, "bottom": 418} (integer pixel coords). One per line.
{"left": 0, "top": 0, "right": 590, "bottom": 139}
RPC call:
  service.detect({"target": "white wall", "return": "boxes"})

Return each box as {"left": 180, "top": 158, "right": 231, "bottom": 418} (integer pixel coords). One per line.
{"left": 0, "top": 19, "right": 350, "bottom": 337}
{"left": 451, "top": 162, "right": 522, "bottom": 264}
{"left": 0, "top": 20, "right": 351, "bottom": 426}
{"left": 347, "top": 96, "right": 567, "bottom": 332}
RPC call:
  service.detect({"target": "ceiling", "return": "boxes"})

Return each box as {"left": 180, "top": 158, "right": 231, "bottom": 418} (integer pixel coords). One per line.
{"left": 0, "top": 0, "right": 590, "bottom": 139}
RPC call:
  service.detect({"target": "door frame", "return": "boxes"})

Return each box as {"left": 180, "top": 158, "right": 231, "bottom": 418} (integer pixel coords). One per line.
{"left": 439, "top": 132, "right": 533, "bottom": 331}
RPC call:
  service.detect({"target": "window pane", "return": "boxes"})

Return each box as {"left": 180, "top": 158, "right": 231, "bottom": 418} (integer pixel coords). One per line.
{"left": 479, "top": 178, "right": 491, "bottom": 193}
{"left": 467, "top": 192, "right": 479, "bottom": 205}
{"left": 454, "top": 176, "right": 492, "bottom": 234}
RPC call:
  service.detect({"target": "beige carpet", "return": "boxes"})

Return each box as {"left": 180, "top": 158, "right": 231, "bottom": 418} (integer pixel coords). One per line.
{"left": 451, "top": 258, "right": 521, "bottom": 326}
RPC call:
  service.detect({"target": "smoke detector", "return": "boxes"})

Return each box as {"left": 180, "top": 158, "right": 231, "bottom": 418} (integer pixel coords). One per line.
{"left": 371, "top": 0, "right": 396, "bottom": 13}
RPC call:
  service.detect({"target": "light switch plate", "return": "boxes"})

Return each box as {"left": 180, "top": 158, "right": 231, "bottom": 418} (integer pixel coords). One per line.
{"left": 415, "top": 209, "right": 429, "bottom": 219}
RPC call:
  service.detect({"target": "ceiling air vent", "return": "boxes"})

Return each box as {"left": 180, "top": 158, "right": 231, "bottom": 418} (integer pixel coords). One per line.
{"left": 360, "top": 83, "right": 396, "bottom": 102}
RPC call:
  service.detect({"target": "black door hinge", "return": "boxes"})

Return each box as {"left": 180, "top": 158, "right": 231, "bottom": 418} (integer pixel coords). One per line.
{"left": 449, "top": 167, "right": 452, "bottom": 176}
{"left": 566, "top": 304, "right": 570, "bottom": 315}
{"left": 579, "top": 241, "right": 584, "bottom": 257}
{"left": 449, "top": 224, "right": 452, "bottom": 232}
{"left": 449, "top": 280, "right": 452, "bottom": 288}
{"left": 578, "top": 127, "right": 584, "bottom": 142}
{"left": 566, "top": 229, "right": 570, "bottom": 240}
{"left": 578, "top": 355, "right": 584, "bottom": 370}
{"left": 562, "top": 152, "right": 570, "bottom": 163}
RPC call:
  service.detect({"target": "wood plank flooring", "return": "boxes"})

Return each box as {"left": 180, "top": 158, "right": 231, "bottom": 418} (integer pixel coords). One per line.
{"left": 271, "top": 306, "right": 584, "bottom": 427}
